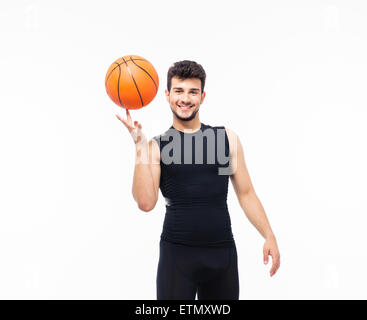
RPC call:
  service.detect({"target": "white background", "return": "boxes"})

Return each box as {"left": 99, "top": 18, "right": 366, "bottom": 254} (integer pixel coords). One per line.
{"left": 0, "top": 0, "right": 366, "bottom": 299}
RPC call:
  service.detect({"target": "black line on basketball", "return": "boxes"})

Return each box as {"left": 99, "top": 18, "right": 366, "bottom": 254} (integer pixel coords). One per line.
{"left": 119, "top": 57, "right": 146, "bottom": 65}
{"left": 106, "top": 58, "right": 147, "bottom": 83}
{"left": 122, "top": 57, "right": 144, "bottom": 108}
{"left": 130, "top": 56, "right": 158, "bottom": 93}
{"left": 105, "top": 62, "right": 120, "bottom": 87}
{"left": 117, "top": 64, "right": 124, "bottom": 107}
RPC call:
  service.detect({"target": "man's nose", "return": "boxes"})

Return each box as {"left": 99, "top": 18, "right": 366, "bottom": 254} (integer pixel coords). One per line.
{"left": 180, "top": 93, "right": 191, "bottom": 103}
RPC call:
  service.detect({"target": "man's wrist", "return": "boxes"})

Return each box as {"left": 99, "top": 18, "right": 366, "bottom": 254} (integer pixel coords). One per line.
{"left": 135, "top": 137, "right": 148, "bottom": 147}
{"left": 265, "top": 233, "right": 276, "bottom": 241}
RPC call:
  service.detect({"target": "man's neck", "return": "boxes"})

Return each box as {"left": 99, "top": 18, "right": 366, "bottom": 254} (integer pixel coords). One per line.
{"left": 172, "top": 119, "right": 202, "bottom": 133}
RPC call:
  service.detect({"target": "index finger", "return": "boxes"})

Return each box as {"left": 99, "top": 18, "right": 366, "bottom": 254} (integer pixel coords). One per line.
{"left": 116, "top": 114, "right": 134, "bottom": 131}
{"left": 126, "top": 108, "right": 132, "bottom": 122}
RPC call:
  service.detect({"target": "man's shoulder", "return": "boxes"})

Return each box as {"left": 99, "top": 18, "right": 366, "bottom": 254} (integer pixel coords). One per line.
{"left": 205, "top": 124, "right": 238, "bottom": 138}
{"left": 152, "top": 126, "right": 177, "bottom": 149}
{"left": 152, "top": 127, "right": 171, "bottom": 142}
{"left": 224, "top": 127, "right": 237, "bottom": 137}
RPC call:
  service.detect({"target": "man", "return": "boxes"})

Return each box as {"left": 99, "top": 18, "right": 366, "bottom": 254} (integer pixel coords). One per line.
{"left": 116, "top": 60, "right": 280, "bottom": 300}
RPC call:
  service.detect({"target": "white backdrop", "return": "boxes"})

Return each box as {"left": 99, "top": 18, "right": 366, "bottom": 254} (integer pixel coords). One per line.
{"left": 0, "top": 0, "right": 366, "bottom": 299}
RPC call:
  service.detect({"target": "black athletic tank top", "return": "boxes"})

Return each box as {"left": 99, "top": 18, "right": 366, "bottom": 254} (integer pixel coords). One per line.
{"left": 153, "top": 122, "right": 235, "bottom": 248}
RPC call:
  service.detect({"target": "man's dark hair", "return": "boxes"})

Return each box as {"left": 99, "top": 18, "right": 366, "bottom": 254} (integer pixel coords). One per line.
{"left": 167, "top": 60, "right": 206, "bottom": 93}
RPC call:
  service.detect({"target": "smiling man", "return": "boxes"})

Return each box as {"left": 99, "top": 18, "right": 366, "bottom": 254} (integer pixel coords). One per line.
{"left": 117, "top": 60, "right": 280, "bottom": 300}
{"left": 168, "top": 77, "right": 203, "bottom": 123}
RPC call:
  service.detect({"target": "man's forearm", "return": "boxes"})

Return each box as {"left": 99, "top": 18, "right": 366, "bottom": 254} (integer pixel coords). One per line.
{"left": 239, "top": 191, "right": 275, "bottom": 239}
{"left": 132, "top": 139, "right": 157, "bottom": 211}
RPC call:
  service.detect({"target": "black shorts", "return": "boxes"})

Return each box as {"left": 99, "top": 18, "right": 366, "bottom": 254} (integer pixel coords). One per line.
{"left": 156, "top": 239, "right": 239, "bottom": 300}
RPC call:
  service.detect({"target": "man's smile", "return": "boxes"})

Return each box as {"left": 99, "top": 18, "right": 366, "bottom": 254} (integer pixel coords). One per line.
{"left": 178, "top": 104, "right": 193, "bottom": 111}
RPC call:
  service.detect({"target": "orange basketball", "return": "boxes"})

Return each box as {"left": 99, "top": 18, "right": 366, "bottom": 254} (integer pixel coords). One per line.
{"left": 105, "top": 55, "right": 159, "bottom": 110}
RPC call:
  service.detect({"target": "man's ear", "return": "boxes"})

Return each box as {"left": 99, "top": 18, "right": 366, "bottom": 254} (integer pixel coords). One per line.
{"left": 165, "top": 89, "right": 170, "bottom": 102}
{"left": 201, "top": 91, "right": 206, "bottom": 103}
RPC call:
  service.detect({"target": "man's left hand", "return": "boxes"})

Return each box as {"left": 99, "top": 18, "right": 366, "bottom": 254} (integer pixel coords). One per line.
{"left": 263, "top": 236, "right": 280, "bottom": 277}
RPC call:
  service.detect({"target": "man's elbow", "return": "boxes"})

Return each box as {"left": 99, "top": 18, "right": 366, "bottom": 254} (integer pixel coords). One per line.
{"left": 240, "top": 189, "right": 256, "bottom": 204}
{"left": 137, "top": 201, "right": 156, "bottom": 212}
{"left": 132, "top": 191, "right": 154, "bottom": 212}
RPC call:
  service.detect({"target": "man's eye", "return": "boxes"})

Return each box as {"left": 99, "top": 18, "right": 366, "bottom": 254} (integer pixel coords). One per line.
{"left": 174, "top": 91, "right": 197, "bottom": 94}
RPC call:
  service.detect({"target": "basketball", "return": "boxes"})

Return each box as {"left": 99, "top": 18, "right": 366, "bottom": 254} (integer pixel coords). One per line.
{"left": 105, "top": 55, "right": 159, "bottom": 110}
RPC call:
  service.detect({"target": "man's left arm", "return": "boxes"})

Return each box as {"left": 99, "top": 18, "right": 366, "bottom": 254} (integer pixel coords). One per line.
{"left": 225, "top": 128, "right": 281, "bottom": 277}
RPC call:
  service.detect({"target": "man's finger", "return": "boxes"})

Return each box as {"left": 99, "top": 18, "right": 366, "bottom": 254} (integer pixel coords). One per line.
{"left": 116, "top": 114, "right": 133, "bottom": 131}
{"left": 126, "top": 108, "right": 132, "bottom": 123}
{"left": 263, "top": 247, "right": 269, "bottom": 265}
{"left": 269, "top": 254, "right": 280, "bottom": 276}
{"left": 270, "top": 261, "right": 279, "bottom": 277}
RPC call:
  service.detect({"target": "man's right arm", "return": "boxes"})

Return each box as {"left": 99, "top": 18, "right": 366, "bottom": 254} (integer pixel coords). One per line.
{"left": 132, "top": 138, "right": 161, "bottom": 212}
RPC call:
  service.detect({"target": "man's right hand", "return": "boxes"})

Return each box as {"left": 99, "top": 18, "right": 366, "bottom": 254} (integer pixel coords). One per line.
{"left": 116, "top": 108, "right": 147, "bottom": 145}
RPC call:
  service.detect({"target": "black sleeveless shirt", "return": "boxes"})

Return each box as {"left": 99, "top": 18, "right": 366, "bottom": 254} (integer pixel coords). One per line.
{"left": 153, "top": 122, "right": 235, "bottom": 248}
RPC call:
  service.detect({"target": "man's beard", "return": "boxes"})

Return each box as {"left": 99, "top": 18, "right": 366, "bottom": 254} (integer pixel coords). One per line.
{"left": 170, "top": 105, "right": 199, "bottom": 122}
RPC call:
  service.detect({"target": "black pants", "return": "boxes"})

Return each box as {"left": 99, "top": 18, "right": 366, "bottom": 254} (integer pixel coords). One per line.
{"left": 156, "top": 239, "right": 239, "bottom": 300}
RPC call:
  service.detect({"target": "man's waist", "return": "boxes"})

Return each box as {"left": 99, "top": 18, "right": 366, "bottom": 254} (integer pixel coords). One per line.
{"left": 161, "top": 228, "right": 235, "bottom": 247}
{"left": 164, "top": 196, "right": 227, "bottom": 208}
